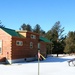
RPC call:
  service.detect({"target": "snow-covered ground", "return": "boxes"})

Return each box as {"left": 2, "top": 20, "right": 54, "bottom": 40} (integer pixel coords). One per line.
{"left": 0, "top": 54, "right": 75, "bottom": 75}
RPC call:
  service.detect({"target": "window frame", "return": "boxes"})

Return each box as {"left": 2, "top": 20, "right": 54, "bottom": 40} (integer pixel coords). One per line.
{"left": 30, "top": 42, "right": 33, "bottom": 48}
{"left": 38, "top": 43, "right": 40, "bottom": 49}
{"left": 31, "top": 34, "right": 36, "bottom": 39}
{"left": 16, "top": 41, "right": 23, "bottom": 46}
{"left": 0, "top": 40, "right": 2, "bottom": 54}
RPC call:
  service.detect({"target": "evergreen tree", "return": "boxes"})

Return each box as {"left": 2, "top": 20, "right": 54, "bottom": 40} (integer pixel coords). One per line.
{"left": 40, "top": 29, "right": 46, "bottom": 37}
{"left": 33, "top": 24, "right": 46, "bottom": 36}
{"left": 33, "top": 24, "right": 41, "bottom": 34}
{"left": 45, "top": 21, "right": 65, "bottom": 56}
{"left": 20, "top": 23, "right": 32, "bottom": 31}
{"left": 51, "top": 21, "right": 64, "bottom": 41}
{"left": 64, "top": 31, "right": 75, "bottom": 53}
{"left": 26, "top": 24, "right": 32, "bottom": 31}
{"left": 20, "top": 23, "right": 27, "bottom": 30}
{"left": 0, "top": 20, "right": 5, "bottom": 28}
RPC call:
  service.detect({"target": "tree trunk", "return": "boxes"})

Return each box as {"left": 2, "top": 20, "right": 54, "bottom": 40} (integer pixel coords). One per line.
{"left": 57, "top": 54, "right": 58, "bottom": 57}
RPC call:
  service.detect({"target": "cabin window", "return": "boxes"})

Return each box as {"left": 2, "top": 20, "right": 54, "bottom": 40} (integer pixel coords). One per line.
{"left": 30, "top": 42, "right": 33, "bottom": 48}
{"left": 16, "top": 41, "right": 23, "bottom": 46}
{"left": 38, "top": 43, "right": 40, "bottom": 49}
{"left": 31, "top": 34, "right": 36, "bottom": 39}
{"left": 0, "top": 40, "right": 2, "bottom": 54}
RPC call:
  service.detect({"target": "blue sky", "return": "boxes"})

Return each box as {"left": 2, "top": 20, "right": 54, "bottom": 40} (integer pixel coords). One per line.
{"left": 0, "top": 0, "right": 75, "bottom": 34}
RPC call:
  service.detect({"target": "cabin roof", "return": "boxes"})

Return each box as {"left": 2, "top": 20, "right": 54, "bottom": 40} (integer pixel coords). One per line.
{"left": 0, "top": 27, "right": 23, "bottom": 38}
{"left": 0, "top": 27, "right": 51, "bottom": 43}
{"left": 39, "top": 36, "right": 51, "bottom": 43}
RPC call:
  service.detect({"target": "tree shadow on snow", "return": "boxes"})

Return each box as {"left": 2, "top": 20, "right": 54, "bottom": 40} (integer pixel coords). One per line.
{"left": 40, "top": 56, "right": 72, "bottom": 63}
{"left": 25, "top": 56, "right": 72, "bottom": 64}
{"left": 3, "top": 56, "right": 72, "bottom": 65}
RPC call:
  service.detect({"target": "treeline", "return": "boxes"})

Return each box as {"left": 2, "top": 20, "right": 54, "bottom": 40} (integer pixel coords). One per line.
{"left": 19, "top": 23, "right": 45, "bottom": 36}
{"left": 0, "top": 20, "right": 75, "bottom": 55}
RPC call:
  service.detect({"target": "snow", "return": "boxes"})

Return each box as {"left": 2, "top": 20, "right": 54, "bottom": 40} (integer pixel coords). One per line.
{"left": 0, "top": 54, "right": 75, "bottom": 75}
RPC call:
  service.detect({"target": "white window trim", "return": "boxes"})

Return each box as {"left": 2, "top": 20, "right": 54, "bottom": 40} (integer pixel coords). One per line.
{"left": 38, "top": 43, "right": 40, "bottom": 49}
{"left": 30, "top": 42, "right": 33, "bottom": 48}
{"left": 0, "top": 40, "right": 2, "bottom": 54}
{"left": 31, "top": 34, "right": 36, "bottom": 39}
{"left": 16, "top": 41, "right": 23, "bottom": 46}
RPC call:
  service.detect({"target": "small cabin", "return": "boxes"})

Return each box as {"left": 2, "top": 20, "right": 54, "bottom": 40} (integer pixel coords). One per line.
{"left": 0, "top": 27, "right": 50, "bottom": 64}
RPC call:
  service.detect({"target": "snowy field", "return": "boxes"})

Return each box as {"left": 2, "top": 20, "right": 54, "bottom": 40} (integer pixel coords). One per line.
{"left": 0, "top": 54, "right": 75, "bottom": 75}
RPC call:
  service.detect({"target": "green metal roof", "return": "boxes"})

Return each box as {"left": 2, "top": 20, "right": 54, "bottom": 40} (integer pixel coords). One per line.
{"left": 0, "top": 27, "right": 23, "bottom": 38}
{"left": 39, "top": 37, "right": 51, "bottom": 43}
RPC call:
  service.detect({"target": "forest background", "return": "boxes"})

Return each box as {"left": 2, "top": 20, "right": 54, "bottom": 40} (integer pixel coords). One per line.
{"left": 0, "top": 20, "right": 75, "bottom": 56}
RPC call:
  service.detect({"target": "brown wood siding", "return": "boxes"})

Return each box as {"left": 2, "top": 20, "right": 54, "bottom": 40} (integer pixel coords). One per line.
{"left": 0, "top": 29, "right": 12, "bottom": 61}
{"left": 40, "top": 42, "right": 46, "bottom": 57}
{"left": 11, "top": 35, "right": 39, "bottom": 60}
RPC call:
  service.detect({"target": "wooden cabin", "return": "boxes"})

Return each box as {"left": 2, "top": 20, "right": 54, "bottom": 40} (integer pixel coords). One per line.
{"left": 0, "top": 27, "right": 50, "bottom": 64}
